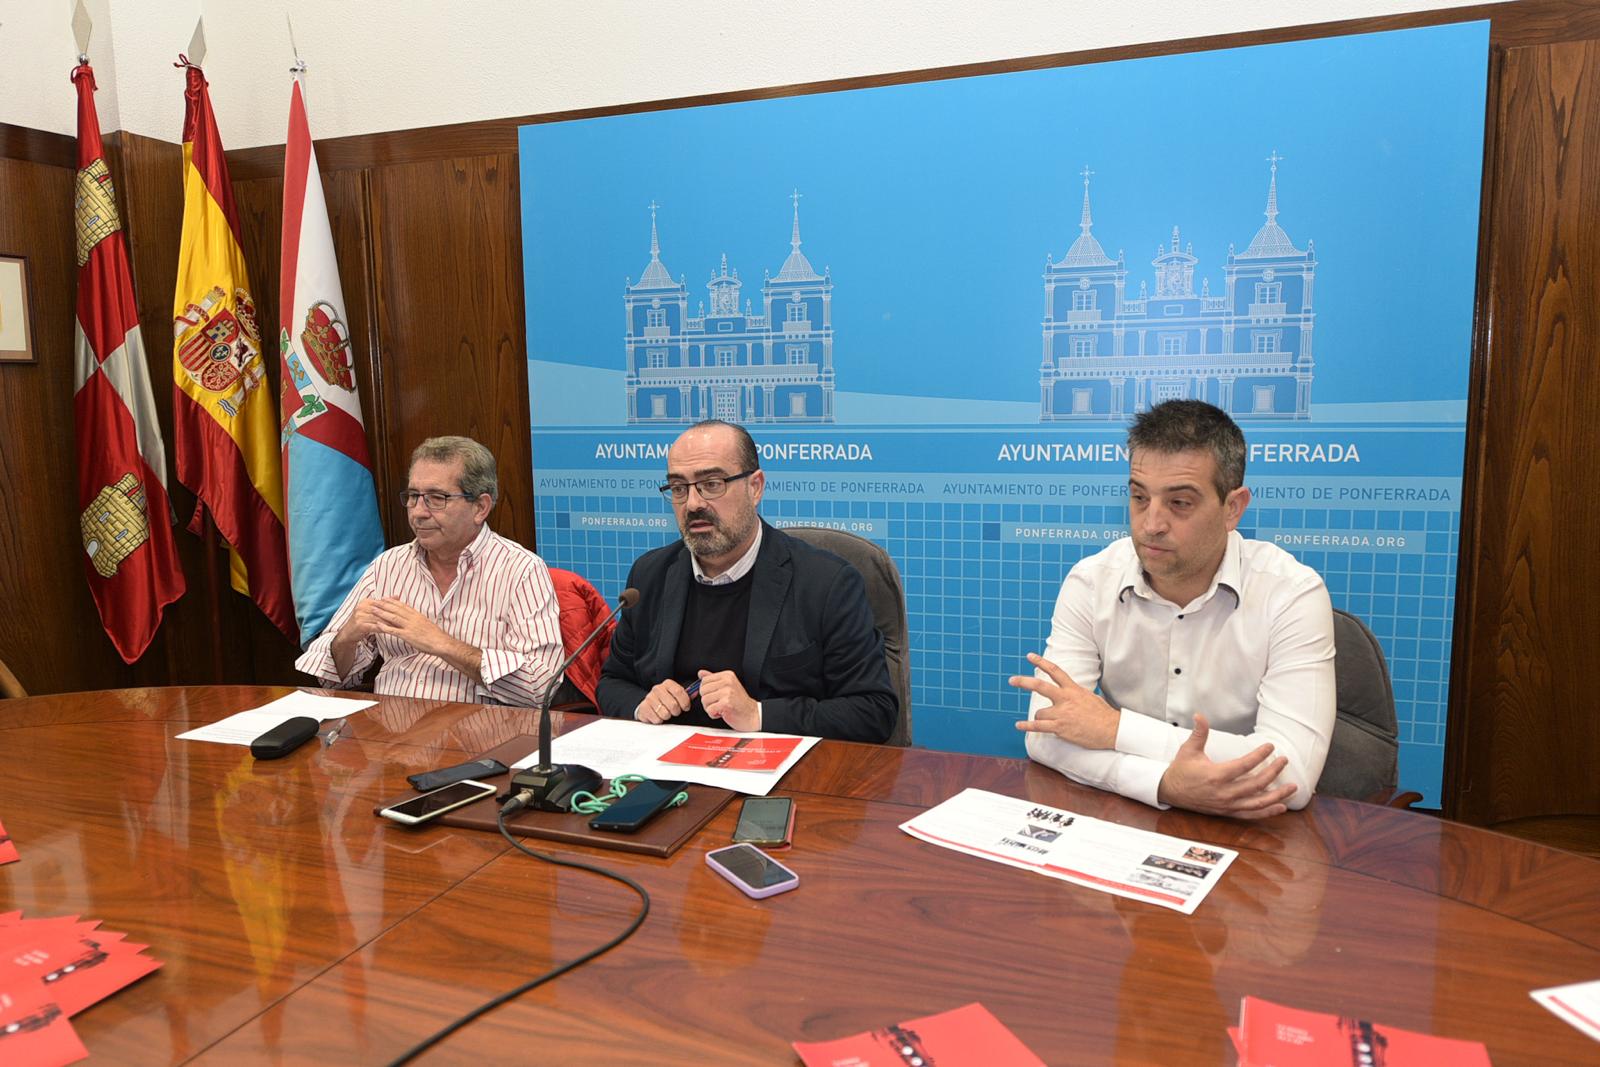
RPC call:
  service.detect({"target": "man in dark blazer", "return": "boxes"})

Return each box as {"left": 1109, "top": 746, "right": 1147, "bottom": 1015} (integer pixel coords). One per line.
{"left": 596, "top": 420, "right": 896, "bottom": 742}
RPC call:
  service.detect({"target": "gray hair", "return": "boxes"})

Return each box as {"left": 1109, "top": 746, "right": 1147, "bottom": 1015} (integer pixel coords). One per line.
{"left": 411, "top": 436, "right": 499, "bottom": 502}
{"left": 1127, "top": 400, "right": 1246, "bottom": 500}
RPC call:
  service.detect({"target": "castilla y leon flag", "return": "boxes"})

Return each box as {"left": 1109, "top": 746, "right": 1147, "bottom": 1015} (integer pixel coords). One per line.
{"left": 279, "top": 72, "right": 384, "bottom": 642}
{"left": 172, "top": 58, "right": 297, "bottom": 643}
{"left": 72, "top": 62, "right": 186, "bottom": 663}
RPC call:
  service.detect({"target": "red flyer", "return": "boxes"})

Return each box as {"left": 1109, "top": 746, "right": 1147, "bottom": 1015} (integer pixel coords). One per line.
{"left": 656, "top": 732, "right": 801, "bottom": 771}
{"left": 1236, "top": 996, "right": 1493, "bottom": 1066}
{"left": 0, "top": 985, "right": 88, "bottom": 1067}
{"left": 0, "top": 819, "right": 18, "bottom": 865}
{"left": 793, "top": 1002, "right": 1045, "bottom": 1067}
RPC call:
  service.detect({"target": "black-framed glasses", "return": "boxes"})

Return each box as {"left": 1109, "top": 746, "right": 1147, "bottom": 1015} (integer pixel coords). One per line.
{"left": 398, "top": 490, "right": 478, "bottom": 511}
{"left": 658, "top": 470, "right": 756, "bottom": 502}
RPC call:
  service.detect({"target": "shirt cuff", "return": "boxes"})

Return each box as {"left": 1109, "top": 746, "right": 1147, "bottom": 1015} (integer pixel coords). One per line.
{"left": 1116, "top": 707, "right": 1187, "bottom": 762}
{"left": 478, "top": 648, "right": 519, "bottom": 688}
{"left": 1116, "top": 758, "right": 1171, "bottom": 810}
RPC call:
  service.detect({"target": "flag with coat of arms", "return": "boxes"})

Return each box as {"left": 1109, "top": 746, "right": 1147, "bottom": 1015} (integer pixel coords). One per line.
{"left": 71, "top": 60, "right": 186, "bottom": 663}
{"left": 171, "top": 57, "right": 298, "bottom": 643}
{"left": 278, "top": 70, "right": 384, "bottom": 642}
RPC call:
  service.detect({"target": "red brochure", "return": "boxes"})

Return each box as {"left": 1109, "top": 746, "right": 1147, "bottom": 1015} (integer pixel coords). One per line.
{"left": 656, "top": 732, "right": 801, "bottom": 771}
{"left": 0, "top": 914, "right": 162, "bottom": 1019}
{"left": 1236, "top": 996, "right": 1493, "bottom": 1066}
{"left": 0, "top": 819, "right": 17, "bottom": 865}
{"left": 793, "top": 1002, "right": 1045, "bottom": 1067}
{"left": 0, "top": 985, "right": 88, "bottom": 1067}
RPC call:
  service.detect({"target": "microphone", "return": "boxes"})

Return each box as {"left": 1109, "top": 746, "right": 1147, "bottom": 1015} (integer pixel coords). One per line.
{"left": 506, "top": 587, "right": 640, "bottom": 814}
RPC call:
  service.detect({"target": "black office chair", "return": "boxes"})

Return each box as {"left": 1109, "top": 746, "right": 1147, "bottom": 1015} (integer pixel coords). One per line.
{"left": 1317, "top": 608, "right": 1401, "bottom": 803}
{"left": 0, "top": 657, "right": 26, "bottom": 699}
{"left": 782, "top": 526, "right": 912, "bottom": 747}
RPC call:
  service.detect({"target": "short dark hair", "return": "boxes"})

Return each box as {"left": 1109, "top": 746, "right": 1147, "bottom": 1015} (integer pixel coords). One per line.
{"left": 411, "top": 436, "right": 498, "bottom": 502}
{"left": 685, "top": 419, "right": 760, "bottom": 473}
{"left": 1127, "top": 401, "right": 1245, "bottom": 500}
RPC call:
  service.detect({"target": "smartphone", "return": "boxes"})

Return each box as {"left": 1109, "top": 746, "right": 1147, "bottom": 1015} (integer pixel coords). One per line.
{"left": 407, "top": 758, "right": 509, "bottom": 792}
{"left": 379, "top": 780, "right": 496, "bottom": 826}
{"left": 732, "top": 796, "right": 795, "bottom": 848}
{"left": 705, "top": 843, "right": 799, "bottom": 899}
{"left": 589, "top": 779, "right": 687, "bottom": 833}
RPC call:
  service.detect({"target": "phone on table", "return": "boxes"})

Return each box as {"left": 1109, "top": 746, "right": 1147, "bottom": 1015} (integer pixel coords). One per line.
{"left": 705, "top": 843, "right": 799, "bottom": 899}
{"left": 589, "top": 780, "right": 688, "bottom": 833}
{"left": 379, "top": 780, "right": 496, "bottom": 826}
{"left": 407, "top": 758, "right": 509, "bottom": 792}
{"left": 732, "top": 796, "right": 795, "bottom": 849}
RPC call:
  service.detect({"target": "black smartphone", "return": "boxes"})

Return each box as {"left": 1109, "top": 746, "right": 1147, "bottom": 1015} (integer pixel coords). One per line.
{"left": 407, "top": 758, "right": 509, "bottom": 792}
{"left": 589, "top": 780, "right": 687, "bottom": 833}
{"left": 732, "top": 796, "right": 795, "bottom": 848}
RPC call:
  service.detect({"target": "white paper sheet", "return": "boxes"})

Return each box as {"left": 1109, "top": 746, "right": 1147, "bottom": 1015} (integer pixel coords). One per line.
{"left": 1531, "top": 978, "right": 1600, "bottom": 1043}
{"left": 510, "top": 718, "right": 819, "bottom": 796}
{"left": 900, "top": 787, "right": 1237, "bottom": 915}
{"left": 175, "top": 691, "right": 377, "bottom": 746}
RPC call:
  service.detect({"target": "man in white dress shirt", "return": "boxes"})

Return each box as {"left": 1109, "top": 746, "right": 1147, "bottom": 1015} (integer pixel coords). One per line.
{"left": 1012, "top": 400, "right": 1336, "bottom": 819}
{"left": 296, "top": 436, "right": 563, "bottom": 704}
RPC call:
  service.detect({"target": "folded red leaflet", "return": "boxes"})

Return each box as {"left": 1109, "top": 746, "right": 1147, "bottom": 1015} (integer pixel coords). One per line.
{"left": 0, "top": 984, "right": 88, "bottom": 1067}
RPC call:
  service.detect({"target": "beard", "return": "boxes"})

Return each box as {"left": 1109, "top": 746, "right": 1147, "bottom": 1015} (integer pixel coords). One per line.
{"left": 681, "top": 506, "right": 753, "bottom": 561}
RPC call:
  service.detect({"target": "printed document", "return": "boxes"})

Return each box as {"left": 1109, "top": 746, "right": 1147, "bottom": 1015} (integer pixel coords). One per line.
{"left": 175, "top": 691, "right": 375, "bottom": 746}
{"left": 901, "top": 787, "right": 1236, "bottom": 914}
{"left": 511, "top": 718, "right": 818, "bottom": 795}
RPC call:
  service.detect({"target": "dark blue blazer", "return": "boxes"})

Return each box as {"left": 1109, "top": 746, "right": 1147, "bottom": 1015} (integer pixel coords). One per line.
{"left": 596, "top": 522, "right": 897, "bottom": 742}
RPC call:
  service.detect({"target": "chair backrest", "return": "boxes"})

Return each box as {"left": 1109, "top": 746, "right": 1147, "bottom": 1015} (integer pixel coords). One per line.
{"left": 0, "top": 657, "right": 26, "bottom": 699}
{"left": 781, "top": 526, "right": 912, "bottom": 746}
{"left": 547, "top": 567, "right": 615, "bottom": 708}
{"left": 1317, "top": 608, "right": 1399, "bottom": 802}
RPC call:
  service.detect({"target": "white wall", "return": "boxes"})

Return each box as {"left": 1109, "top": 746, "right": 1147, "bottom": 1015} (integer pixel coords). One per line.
{"left": 4, "top": 0, "right": 1509, "bottom": 148}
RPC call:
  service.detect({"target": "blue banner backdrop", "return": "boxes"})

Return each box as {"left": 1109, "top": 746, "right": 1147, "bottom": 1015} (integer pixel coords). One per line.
{"left": 520, "top": 22, "right": 1490, "bottom": 805}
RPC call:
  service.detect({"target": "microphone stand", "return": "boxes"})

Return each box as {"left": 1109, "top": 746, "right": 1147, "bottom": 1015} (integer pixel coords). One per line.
{"left": 505, "top": 588, "right": 638, "bottom": 814}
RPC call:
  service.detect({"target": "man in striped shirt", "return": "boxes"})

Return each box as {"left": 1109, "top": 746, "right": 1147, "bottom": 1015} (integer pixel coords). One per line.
{"left": 296, "top": 436, "right": 564, "bottom": 704}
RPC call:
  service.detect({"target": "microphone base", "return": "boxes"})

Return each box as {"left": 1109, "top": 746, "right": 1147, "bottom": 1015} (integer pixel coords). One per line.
{"left": 509, "top": 763, "right": 602, "bottom": 813}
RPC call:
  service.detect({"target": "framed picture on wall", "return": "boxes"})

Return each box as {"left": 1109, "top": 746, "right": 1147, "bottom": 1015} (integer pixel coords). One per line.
{"left": 0, "top": 254, "right": 38, "bottom": 363}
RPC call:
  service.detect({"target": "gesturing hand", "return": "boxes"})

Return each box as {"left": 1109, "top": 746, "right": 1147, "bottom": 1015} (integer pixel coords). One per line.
{"left": 1157, "top": 714, "right": 1296, "bottom": 819}
{"left": 1010, "top": 652, "right": 1118, "bottom": 750}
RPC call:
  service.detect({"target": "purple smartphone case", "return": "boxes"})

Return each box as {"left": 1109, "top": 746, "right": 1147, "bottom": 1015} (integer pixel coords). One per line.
{"left": 705, "top": 843, "right": 799, "bottom": 899}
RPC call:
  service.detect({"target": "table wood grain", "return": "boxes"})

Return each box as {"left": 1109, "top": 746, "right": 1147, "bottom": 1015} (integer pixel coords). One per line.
{"left": 2, "top": 686, "right": 1597, "bottom": 1064}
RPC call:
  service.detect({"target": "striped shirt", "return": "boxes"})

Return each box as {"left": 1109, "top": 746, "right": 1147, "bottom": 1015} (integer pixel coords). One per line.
{"left": 295, "top": 523, "right": 563, "bottom": 705}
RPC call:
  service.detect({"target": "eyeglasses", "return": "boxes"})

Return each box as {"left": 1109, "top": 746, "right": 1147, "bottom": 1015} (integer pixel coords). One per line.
{"left": 658, "top": 470, "right": 756, "bottom": 502}
{"left": 398, "top": 490, "right": 478, "bottom": 511}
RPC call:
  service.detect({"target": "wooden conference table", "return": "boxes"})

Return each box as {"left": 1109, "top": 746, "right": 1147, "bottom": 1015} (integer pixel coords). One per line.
{"left": 3, "top": 686, "right": 1599, "bottom": 1065}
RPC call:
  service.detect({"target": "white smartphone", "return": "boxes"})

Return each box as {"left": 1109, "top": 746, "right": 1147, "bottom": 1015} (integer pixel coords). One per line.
{"left": 379, "top": 780, "right": 496, "bottom": 826}
{"left": 705, "top": 843, "right": 800, "bottom": 899}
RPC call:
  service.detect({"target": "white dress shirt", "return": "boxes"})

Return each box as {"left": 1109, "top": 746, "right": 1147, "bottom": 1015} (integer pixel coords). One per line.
{"left": 1025, "top": 531, "right": 1336, "bottom": 810}
{"left": 296, "top": 523, "right": 564, "bottom": 705}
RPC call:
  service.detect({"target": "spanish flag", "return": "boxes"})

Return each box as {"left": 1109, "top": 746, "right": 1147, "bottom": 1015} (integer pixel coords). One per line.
{"left": 172, "top": 59, "right": 297, "bottom": 642}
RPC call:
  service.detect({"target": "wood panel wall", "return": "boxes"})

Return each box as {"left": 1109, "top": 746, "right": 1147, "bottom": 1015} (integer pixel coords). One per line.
{"left": 2, "top": 1, "right": 1598, "bottom": 829}
{"left": 1445, "top": 35, "right": 1600, "bottom": 828}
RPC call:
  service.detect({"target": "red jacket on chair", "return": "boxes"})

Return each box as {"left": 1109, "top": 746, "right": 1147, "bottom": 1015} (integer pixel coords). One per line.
{"left": 548, "top": 568, "right": 614, "bottom": 707}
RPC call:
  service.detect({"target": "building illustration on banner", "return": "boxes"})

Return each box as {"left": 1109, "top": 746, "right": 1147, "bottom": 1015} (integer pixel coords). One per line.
{"left": 623, "top": 193, "right": 835, "bottom": 424}
{"left": 1040, "top": 155, "right": 1315, "bottom": 421}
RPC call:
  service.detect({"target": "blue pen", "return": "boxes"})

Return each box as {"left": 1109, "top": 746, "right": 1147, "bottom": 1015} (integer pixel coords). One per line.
{"left": 684, "top": 679, "right": 702, "bottom": 698}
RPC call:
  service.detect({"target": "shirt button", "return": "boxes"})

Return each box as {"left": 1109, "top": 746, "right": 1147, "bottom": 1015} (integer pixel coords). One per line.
{"left": 1173, "top": 667, "right": 1182, "bottom": 675}
{"left": 1177, "top": 614, "right": 1184, "bottom": 620}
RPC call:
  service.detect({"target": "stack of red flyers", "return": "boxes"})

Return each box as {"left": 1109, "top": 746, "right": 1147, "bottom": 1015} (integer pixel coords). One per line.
{"left": 0, "top": 818, "right": 18, "bottom": 865}
{"left": 0, "top": 911, "right": 163, "bottom": 1067}
{"left": 793, "top": 1002, "right": 1045, "bottom": 1066}
{"left": 1230, "top": 995, "right": 1493, "bottom": 1066}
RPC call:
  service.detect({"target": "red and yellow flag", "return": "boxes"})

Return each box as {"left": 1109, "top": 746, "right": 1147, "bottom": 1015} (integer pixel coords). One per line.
{"left": 171, "top": 59, "right": 297, "bottom": 642}
{"left": 73, "top": 61, "right": 186, "bottom": 663}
